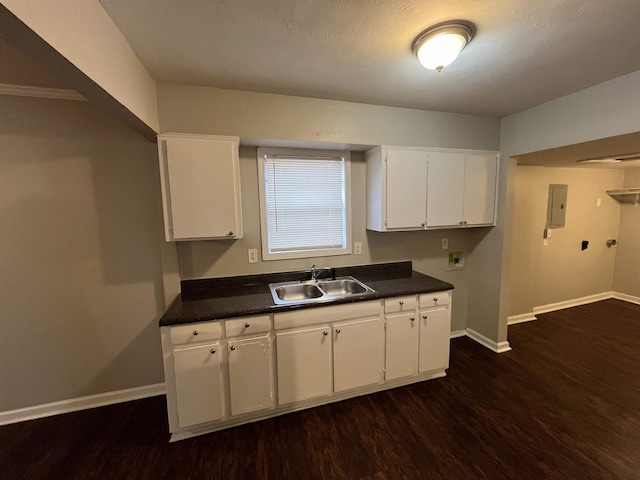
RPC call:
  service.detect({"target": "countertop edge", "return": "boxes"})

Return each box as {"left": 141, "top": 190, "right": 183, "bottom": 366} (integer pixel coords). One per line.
{"left": 159, "top": 268, "right": 454, "bottom": 327}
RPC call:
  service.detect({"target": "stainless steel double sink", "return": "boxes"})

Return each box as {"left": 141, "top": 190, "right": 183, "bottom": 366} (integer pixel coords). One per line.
{"left": 269, "top": 276, "right": 375, "bottom": 306}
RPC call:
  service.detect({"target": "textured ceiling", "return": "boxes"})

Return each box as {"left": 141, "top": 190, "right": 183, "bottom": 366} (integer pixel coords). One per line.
{"left": 99, "top": 0, "right": 640, "bottom": 118}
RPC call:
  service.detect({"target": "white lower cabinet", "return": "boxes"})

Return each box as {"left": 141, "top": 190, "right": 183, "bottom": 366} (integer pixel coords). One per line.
{"left": 385, "top": 312, "right": 419, "bottom": 380}
{"left": 162, "top": 290, "right": 452, "bottom": 441}
{"left": 228, "top": 334, "right": 274, "bottom": 416}
{"left": 276, "top": 325, "right": 332, "bottom": 405}
{"left": 333, "top": 317, "right": 384, "bottom": 392}
{"left": 418, "top": 308, "right": 451, "bottom": 373}
{"left": 173, "top": 343, "right": 223, "bottom": 428}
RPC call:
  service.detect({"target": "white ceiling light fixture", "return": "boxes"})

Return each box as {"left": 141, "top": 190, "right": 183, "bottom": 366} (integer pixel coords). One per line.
{"left": 412, "top": 22, "right": 475, "bottom": 72}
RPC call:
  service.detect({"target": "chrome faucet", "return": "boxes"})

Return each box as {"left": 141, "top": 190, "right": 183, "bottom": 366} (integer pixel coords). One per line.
{"left": 310, "top": 264, "right": 334, "bottom": 281}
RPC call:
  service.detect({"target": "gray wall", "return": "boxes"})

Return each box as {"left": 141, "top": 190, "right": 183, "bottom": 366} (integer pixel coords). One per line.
{"left": 0, "top": 95, "right": 165, "bottom": 411}
{"left": 157, "top": 84, "right": 503, "bottom": 334}
{"left": 509, "top": 167, "right": 624, "bottom": 316}
{"left": 501, "top": 69, "right": 640, "bottom": 335}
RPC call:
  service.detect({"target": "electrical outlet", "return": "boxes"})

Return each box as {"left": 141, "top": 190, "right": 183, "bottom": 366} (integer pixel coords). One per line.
{"left": 596, "top": 197, "right": 602, "bottom": 207}
{"left": 354, "top": 242, "right": 362, "bottom": 255}
{"left": 441, "top": 238, "right": 448, "bottom": 250}
{"left": 248, "top": 248, "right": 258, "bottom": 263}
{"left": 543, "top": 238, "right": 549, "bottom": 246}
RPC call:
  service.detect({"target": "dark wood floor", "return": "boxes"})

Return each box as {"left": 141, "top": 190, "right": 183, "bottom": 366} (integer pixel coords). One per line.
{"left": 2, "top": 299, "right": 639, "bottom": 480}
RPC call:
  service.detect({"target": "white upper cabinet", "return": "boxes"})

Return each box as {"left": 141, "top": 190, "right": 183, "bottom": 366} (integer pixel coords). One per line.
{"left": 426, "top": 152, "right": 498, "bottom": 228}
{"left": 366, "top": 147, "right": 428, "bottom": 231}
{"left": 463, "top": 153, "right": 499, "bottom": 226}
{"left": 367, "top": 146, "right": 498, "bottom": 231}
{"left": 157, "top": 133, "right": 243, "bottom": 241}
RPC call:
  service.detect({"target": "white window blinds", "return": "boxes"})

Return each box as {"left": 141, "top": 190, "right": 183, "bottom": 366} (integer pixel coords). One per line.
{"left": 263, "top": 154, "right": 347, "bottom": 255}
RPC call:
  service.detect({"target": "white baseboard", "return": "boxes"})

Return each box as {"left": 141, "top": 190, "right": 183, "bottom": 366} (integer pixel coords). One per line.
{"left": 7, "top": 291, "right": 637, "bottom": 428}
{"left": 450, "top": 329, "right": 466, "bottom": 339}
{"left": 612, "top": 292, "right": 640, "bottom": 305}
{"left": 532, "top": 292, "right": 614, "bottom": 315}
{"left": 465, "top": 328, "right": 512, "bottom": 353}
{"left": 0, "top": 383, "right": 166, "bottom": 427}
{"left": 508, "top": 291, "right": 640, "bottom": 328}
{"left": 508, "top": 313, "right": 537, "bottom": 325}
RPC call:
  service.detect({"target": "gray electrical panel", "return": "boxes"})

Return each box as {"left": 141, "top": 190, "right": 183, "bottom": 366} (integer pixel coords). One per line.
{"left": 547, "top": 184, "right": 568, "bottom": 228}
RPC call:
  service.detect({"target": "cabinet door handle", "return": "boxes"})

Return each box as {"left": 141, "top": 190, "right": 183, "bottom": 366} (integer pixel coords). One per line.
{"left": 230, "top": 345, "right": 236, "bottom": 351}
{"left": 433, "top": 297, "right": 438, "bottom": 302}
{"left": 210, "top": 349, "right": 216, "bottom": 354}
{"left": 323, "top": 331, "right": 328, "bottom": 336}
{"left": 423, "top": 315, "right": 428, "bottom": 320}
{"left": 399, "top": 301, "right": 404, "bottom": 306}
{"left": 193, "top": 330, "right": 199, "bottom": 336}
{"left": 244, "top": 323, "right": 250, "bottom": 328}
{"left": 336, "top": 329, "right": 341, "bottom": 334}
{"left": 227, "top": 231, "right": 234, "bottom": 236}
{"left": 410, "top": 317, "right": 415, "bottom": 322}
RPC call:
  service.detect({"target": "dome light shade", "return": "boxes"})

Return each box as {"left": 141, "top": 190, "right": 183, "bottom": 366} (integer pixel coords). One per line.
{"left": 412, "top": 23, "right": 475, "bottom": 72}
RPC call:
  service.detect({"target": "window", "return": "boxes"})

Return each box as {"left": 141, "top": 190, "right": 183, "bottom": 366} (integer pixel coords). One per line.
{"left": 257, "top": 148, "right": 352, "bottom": 261}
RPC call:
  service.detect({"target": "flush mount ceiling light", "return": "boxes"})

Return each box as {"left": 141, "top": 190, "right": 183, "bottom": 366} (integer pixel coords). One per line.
{"left": 412, "top": 22, "right": 475, "bottom": 72}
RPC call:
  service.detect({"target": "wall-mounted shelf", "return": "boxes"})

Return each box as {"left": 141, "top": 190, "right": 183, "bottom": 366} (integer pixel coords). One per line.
{"left": 607, "top": 188, "right": 640, "bottom": 206}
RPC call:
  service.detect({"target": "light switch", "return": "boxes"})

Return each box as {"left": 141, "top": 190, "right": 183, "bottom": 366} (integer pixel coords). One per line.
{"left": 248, "top": 248, "right": 258, "bottom": 263}
{"left": 354, "top": 242, "right": 362, "bottom": 255}
{"left": 441, "top": 238, "right": 448, "bottom": 250}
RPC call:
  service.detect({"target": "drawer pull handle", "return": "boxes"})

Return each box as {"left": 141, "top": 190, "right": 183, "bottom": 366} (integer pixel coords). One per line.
{"left": 433, "top": 297, "right": 438, "bottom": 302}
{"left": 210, "top": 349, "right": 216, "bottom": 354}
{"left": 193, "top": 330, "right": 199, "bottom": 336}
{"left": 399, "top": 301, "right": 404, "bottom": 306}
{"left": 230, "top": 345, "right": 236, "bottom": 351}
{"left": 244, "top": 323, "right": 250, "bottom": 328}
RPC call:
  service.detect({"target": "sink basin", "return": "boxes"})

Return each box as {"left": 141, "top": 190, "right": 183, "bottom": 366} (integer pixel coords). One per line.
{"left": 274, "top": 283, "right": 324, "bottom": 302}
{"left": 269, "top": 276, "right": 374, "bottom": 306}
{"left": 317, "top": 279, "right": 368, "bottom": 296}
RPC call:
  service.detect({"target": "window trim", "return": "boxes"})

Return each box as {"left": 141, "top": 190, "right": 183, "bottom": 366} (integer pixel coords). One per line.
{"left": 257, "top": 147, "right": 352, "bottom": 261}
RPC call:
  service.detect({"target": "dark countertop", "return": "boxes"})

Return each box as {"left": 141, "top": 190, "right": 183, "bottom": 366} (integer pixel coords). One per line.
{"left": 159, "top": 261, "right": 454, "bottom": 327}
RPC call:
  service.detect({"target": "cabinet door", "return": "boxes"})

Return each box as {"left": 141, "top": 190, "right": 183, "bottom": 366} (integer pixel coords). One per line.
{"left": 173, "top": 343, "right": 223, "bottom": 428}
{"left": 426, "top": 151, "right": 465, "bottom": 227}
{"left": 385, "top": 149, "right": 428, "bottom": 229}
{"left": 276, "top": 326, "right": 332, "bottom": 405}
{"left": 385, "top": 313, "right": 419, "bottom": 380}
{"left": 228, "top": 335, "right": 274, "bottom": 416}
{"left": 418, "top": 308, "right": 451, "bottom": 373}
{"left": 159, "top": 135, "right": 242, "bottom": 241}
{"left": 463, "top": 154, "right": 497, "bottom": 225}
{"left": 333, "top": 318, "right": 384, "bottom": 392}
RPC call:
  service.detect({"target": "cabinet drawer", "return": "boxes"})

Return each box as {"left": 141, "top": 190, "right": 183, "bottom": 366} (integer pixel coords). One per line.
{"left": 274, "top": 300, "right": 381, "bottom": 330}
{"left": 384, "top": 296, "right": 417, "bottom": 314}
{"left": 225, "top": 315, "right": 271, "bottom": 337}
{"left": 419, "top": 291, "right": 451, "bottom": 308}
{"left": 170, "top": 322, "right": 222, "bottom": 345}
